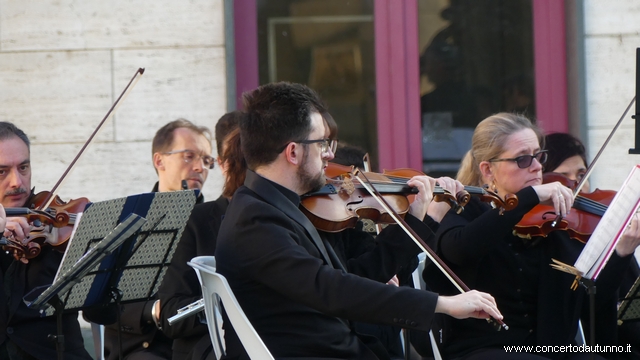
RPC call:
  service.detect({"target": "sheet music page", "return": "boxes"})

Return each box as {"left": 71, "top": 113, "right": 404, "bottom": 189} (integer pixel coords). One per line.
{"left": 574, "top": 165, "right": 640, "bottom": 280}
{"left": 53, "top": 212, "right": 84, "bottom": 282}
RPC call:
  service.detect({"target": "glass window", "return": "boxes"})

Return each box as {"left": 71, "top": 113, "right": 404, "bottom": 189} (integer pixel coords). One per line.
{"left": 419, "top": 0, "right": 534, "bottom": 177}
{"left": 257, "top": 0, "right": 378, "bottom": 166}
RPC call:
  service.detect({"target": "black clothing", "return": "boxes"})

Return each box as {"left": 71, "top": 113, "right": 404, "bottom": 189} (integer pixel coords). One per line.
{"left": 215, "top": 170, "right": 440, "bottom": 359}
{"left": 0, "top": 195, "right": 91, "bottom": 359}
{"left": 424, "top": 187, "right": 630, "bottom": 360}
{"left": 158, "top": 196, "right": 229, "bottom": 360}
{"left": 618, "top": 260, "right": 640, "bottom": 360}
{"left": 322, "top": 225, "right": 422, "bottom": 360}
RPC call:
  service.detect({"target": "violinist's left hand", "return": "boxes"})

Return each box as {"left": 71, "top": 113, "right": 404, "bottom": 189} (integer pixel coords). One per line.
{"left": 30, "top": 223, "right": 60, "bottom": 247}
{"left": 3, "top": 216, "right": 31, "bottom": 242}
{"left": 616, "top": 212, "right": 640, "bottom": 257}
{"left": 427, "top": 177, "right": 465, "bottom": 223}
{"left": 407, "top": 175, "right": 435, "bottom": 221}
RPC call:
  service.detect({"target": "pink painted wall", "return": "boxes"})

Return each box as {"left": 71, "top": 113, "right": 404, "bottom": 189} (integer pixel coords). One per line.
{"left": 374, "top": 0, "right": 422, "bottom": 171}
{"left": 532, "top": 0, "right": 569, "bottom": 133}
{"left": 234, "top": 0, "right": 259, "bottom": 110}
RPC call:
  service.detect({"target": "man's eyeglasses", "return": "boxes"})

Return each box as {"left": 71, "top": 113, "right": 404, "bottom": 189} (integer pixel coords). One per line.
{"left": 163, "top": 149, "right": 215, "bottom": 169}
{"left": 278, "top": 138, "right": 338, "bottom": 154}
{"left": 489, "top": 150, "right": 548, "bottom": 169}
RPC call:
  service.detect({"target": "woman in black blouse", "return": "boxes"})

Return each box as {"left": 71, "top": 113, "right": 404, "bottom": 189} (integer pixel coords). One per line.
{"left": 424, "top": 113, "right": 640, "bottom": 360}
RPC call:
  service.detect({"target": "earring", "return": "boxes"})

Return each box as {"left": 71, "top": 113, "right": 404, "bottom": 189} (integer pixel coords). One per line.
{"left": 491, "top": 179, "right": 498, "bottom": 194}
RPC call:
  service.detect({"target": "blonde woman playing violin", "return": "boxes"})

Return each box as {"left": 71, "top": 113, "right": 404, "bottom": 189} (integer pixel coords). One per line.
{"left": 424, "top": 113, "right": 640, "bottom": 360}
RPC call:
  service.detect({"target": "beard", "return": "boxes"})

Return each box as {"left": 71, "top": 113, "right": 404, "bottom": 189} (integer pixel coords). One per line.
{"left": 297, "top": 150, "right": 326, "bottom": 194}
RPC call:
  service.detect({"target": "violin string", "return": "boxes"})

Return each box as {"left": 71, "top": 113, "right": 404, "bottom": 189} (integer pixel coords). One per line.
{"left": 574, "top": 195, "right": 607, "bottom": 216}
{"left": 575, "top": 195, "right": 607, "bottom": 211}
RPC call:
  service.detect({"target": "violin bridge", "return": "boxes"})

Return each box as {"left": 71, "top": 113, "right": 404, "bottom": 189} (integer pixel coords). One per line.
{"left": 340, "top": 177, "right": 356, "bottom": 196}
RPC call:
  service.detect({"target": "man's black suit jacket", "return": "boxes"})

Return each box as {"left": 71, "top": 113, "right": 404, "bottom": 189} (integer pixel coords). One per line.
{"left": 215, "top": 170, "right": 440, "bottom": 359}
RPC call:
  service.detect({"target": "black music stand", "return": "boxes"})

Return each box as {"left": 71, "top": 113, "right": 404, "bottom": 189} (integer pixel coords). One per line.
{"left": 24, "top": 190, "right": 197, "bottom": 359}
{"left": 618, "top": 276, "right": 640, "bottom": 324}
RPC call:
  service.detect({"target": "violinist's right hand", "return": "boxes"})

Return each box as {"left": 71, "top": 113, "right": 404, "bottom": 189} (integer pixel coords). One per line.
{"left": 3, "top": 215, "right": 31, "bottom": 242}
{"left": 532, "top": 181, "right": 573, "bottom": 218}
{"left": 435, "top": 290, "right": 503, "bottom": 321}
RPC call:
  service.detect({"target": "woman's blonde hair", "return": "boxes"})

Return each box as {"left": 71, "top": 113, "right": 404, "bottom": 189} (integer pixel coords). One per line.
{"left": 457, "top": 113, "right": 543, "bottom": 186}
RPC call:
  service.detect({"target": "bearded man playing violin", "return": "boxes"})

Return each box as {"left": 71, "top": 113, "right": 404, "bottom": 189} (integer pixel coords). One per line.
{"left": 0, "top": 121, "right": 92, "bottom": 359}
{"left": 423, "top": 113, "right": 640, "bottom": 360}
{"left": 214, "top": 82, "right": 504, "bottom": 360}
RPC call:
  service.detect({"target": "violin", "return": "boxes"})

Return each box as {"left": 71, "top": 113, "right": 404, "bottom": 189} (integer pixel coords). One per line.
{"left": 380, "top": 167, "right": 518, "bottom": 215}
{"left": 519, "top": 96, "right": 638, "bottom": 245}
{"left": 2, "top": 191, "right": 90, "bottom": 263}
{"left": 301, "top": 171, "right": 460, "bottom": 233}
{"left": 513, "top": 172, "right": 614, "bottom": 243}
{"left": 301, "top": 163, "right": 517, "bottom": 233}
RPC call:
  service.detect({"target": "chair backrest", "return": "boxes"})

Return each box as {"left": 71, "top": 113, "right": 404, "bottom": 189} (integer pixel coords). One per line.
{"left": 411, "top": 252, "right": 443, "bottom": 360}
{"left": 188, "top": 256, "right": 275, "bottom": 360}
{"left": 412, "top": 252, "right": 427, "bottom": 291}
{"left": 89, "top": 322, "right": 104, "bottom": 360}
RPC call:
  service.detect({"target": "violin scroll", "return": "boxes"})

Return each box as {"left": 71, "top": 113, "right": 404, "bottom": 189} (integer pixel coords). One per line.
{"left": 2, "top": 192, "right": 89, "bottom": 263}
{"left": 462, "top": 185, "right": 518, "bottom": 214}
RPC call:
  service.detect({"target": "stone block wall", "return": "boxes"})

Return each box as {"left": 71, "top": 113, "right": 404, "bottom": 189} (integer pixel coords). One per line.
{"left": 0, "top": 0, "right": 228, "bottom": 203}
{"left": 584, "top": 1, "right": 640, "bottom": 190}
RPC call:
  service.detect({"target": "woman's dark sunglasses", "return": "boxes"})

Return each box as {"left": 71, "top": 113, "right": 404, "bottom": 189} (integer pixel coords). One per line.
{"left": 489, "top": 150, "right": 548, "bottom": 169}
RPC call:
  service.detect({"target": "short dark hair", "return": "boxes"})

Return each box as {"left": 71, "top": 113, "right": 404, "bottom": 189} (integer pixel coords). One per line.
{"left": 240, "top": 82, "right": 327, "bottom": 169}
{"left": 152, "top": 118, "right": 211, "bottom": 155}
{"left": 543, "top": 132, "right": 588, "bottom": 173}
{"left": 215, "top": 111, "right": 243, "bottom": 155}
{"left": 0, "top": 122, "right": 30, "bottom": 150}
{"left": 321, "top": 111, "right": 338, "bottom": 141}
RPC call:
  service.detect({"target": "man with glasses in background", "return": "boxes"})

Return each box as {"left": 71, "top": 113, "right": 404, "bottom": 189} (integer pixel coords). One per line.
{"left": 151, "top": 118, "right": 214, "bottom": 196}
{"left": 85, "top": 118, "right": 213, "bottom": 359}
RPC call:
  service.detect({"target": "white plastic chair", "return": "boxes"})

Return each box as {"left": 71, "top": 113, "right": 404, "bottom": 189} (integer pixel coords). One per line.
{"left": 188, "top": 256, "right": 274, "bottom": 360}
{"left": 411, "top": 252, "right": 443, "bottom": 360}
{"left": 90, "top": 322, "right": 104, "bottom": 360}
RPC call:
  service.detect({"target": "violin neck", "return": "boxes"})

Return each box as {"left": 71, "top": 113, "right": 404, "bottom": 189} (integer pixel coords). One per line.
{"left": 5, "top": 208, "right": 33, "bottom": 217}
{"left": 463, "top": 186, "right": 487, "bottom": 195}
{"left": 573, "top": 195, "right": 607, "bottom": 217}
{"left": 370, "top": 183, "right": 418, "bottom": 195}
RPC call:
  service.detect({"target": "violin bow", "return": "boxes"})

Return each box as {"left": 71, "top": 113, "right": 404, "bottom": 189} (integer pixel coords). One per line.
{"left": 573, "top": 96, "right": 636, "bottom": 198}
{"left": 37, "top": 68, "right": 145, "bottom": 211}
{"left": 353, "top": 169, "right": 509, "bottom": 330}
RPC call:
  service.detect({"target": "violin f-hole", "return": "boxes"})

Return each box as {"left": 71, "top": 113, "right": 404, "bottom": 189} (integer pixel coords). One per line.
{"left": 345, "top": 196, "right": 364, "bottom": 211}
